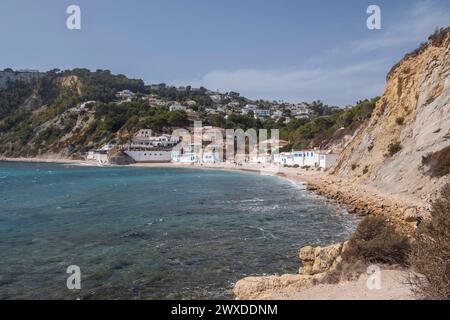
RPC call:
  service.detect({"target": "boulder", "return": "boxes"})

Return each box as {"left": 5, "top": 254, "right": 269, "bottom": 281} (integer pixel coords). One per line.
{"left": 299, "top": 246, "right": 315, "bottom": 275}
{"left": 108, "top": 151, "right": 136, "bottom": 165}
{"left": 311, "top": 243, "right": 343, "bottom": 274}
{"left": 299, "top": 242, "right": 347, "bottom": 275}
{"left": 234, "top": 274, "right": 316, "bottom": 300}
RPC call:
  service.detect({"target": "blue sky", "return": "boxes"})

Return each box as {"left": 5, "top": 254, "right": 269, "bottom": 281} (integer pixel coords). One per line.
{"left": 0, "top": 0, "right": 449, "bottom": 105}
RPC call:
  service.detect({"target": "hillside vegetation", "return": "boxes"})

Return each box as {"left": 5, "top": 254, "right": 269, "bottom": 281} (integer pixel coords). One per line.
{"left": 0, "top": 68, "right": 375, "bottom": 159}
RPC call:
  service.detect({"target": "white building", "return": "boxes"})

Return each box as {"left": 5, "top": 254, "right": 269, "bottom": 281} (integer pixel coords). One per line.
{"left": 287, "top": 103, "right": 311, "bottom": 116}
{"left": 254, "top": 109, "right": 271, "bottom": 118}
{"left": 131, "top": 130, "right": 178, "bottom": 148}
{"left": 169, "top": 104, "right": 187, "bottom": 112}
{"left": 124, "top": 130, "right": 180, "bottom": 163}
{"left": 271, "top": 110, "right": 283, "bottom": 119}
{"left": 126, "top": 150, "right": 173, "bottom": 162}
{"left": 250, "top": 154, "right": 272, "bottom": 164}
{"left": 319, "top": 153, "right": 339, "bottom": 169}
{"left": 279, "top": 152, "right": 294, "bottom": 166}
{"left": 243, "top": 104, "right": 258, "bottom": 113}
{"left": 201, "top": 144, "right": 223, "bottom": 164}
{"left": 86, "top": 150, "right": 109, "bottom": 164}
{"left": 295, "top": 113, "right": 311, "bottom": 120}
{"left": 116, "top": 90, "right": 135, "bottom": 100}
{"left": 278, "top": 150, "right": 338, "bottom": 169}
{"left": 202, "top": 150, "right": 221, "bottom": 163}
{"left": 171, "top": 143, "right": 201, "bottom": 163}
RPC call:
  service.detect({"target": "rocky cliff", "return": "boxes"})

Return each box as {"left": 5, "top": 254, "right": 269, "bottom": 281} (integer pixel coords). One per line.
{"left": 333, "top": 28, "right": 450, "bottom": 204}
{"left": 234, "top": 242, "right": 348, "bottom": 300}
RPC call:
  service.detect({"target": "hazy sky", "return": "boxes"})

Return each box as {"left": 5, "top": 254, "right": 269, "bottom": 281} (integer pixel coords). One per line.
{"left": 1, "top": 0, "right": 449, "bottom": 105}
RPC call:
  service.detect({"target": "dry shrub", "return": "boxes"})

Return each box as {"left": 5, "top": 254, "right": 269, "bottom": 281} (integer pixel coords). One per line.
{"left": 387, "top": 141, "right": 402, "bottom": 157}
{"left": 395, "top": 117, "right": 405, "bottom": 125}
{"left": 342, "top": 216, "right": 411, "bottom": 265}
{"left": 410, "top": 184, "right": 450, "bottom": 300}
{"left": 423, "top": 146, "right": 450, "bottom": 177}
{"left": 323, "top": 216, "right": 411, "bottom": 284}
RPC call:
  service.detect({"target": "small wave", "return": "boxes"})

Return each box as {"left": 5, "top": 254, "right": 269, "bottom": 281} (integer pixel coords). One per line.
{"left": 241, "top": 198, "right": 264, "bottom": 203}
{"left": 214, "top": 198, "right": 265, "bottom": 205}
{"left": 249, "top": 226, "right": 280, "bottom": 240}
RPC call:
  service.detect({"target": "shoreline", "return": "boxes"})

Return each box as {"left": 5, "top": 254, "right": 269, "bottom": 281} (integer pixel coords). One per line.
{"left": 1, "top": 156, "right": 421, "bottom": 300}
{"left": 1, "top": 156, "right": 425, "bottom": 229}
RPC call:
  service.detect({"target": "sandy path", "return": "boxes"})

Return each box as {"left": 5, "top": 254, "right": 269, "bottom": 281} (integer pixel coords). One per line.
{"left": 271, "top": 270, "right": 415, "bottom": 300}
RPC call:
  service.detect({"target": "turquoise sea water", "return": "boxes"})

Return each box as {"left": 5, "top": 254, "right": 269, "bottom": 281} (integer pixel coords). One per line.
{"left": 0, "top": 161, "right": 358, "bottom": 299}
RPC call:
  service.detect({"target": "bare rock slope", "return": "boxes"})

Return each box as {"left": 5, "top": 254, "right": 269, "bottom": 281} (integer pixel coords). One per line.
{"left": 333, "top": 28, "right": 450, "bottom": 204}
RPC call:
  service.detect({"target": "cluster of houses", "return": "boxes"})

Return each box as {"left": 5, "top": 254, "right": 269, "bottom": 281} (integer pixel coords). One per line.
{"left": 86, "top": 129, "right": 338, "bottom": 169}
{"left": 113, "top": 87, "right": 314, "bottom": 122}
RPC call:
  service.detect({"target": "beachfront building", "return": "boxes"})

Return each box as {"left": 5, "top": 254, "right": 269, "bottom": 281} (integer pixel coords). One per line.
{"left": 86, "top": 150, "right": 109, "bottom": 164}
{"left": 249, "top": 138, "right": 288, "bottom": 164}
{"left": 292, "top": 151, "right": 318, "bottom": 167}
{"left": 131, "top": 131, "right": 179, "bottom": 148}
{"left": 171, "top": 142, "right": 201, "bottom": 163}
{"left": 86, "top": 145, "right": 111, "bottom": 164}
{"left": 86, "top": 143, "right": 115, "bottom": 164}
{"left": 279, "top": 152, "right": 294, "bottom": 166}
{"left": 277, "top": 150, "right": 339, "bottom": 169}
{"left": 319, "top": 153, "right": 339, "bottom": 169}
{"left": 201, "top": 143, "right": 223, "bottom": 164}
{"left": 250, "top": 154, "right": 272, "bottom": 164}
{"left": 124, "top": 130, "right": 180, "bottom": 163}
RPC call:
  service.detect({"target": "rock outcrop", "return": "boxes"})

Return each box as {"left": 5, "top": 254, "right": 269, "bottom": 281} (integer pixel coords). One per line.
{"left": 108, "top": 150, "right": 136, "bottom": 165}
{"left": 234, "top": 242, "right": 347, "bottom": 300}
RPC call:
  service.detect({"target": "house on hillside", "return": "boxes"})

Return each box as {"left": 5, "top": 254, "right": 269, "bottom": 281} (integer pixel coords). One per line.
{"left": 116, "top": 90, "right": 135, "bottom": 101}
{"left": 254, "top": 109, "right": 271, "bottom": 118}
{"left": 169, "top": 104, "right": 187, "bottom": 112}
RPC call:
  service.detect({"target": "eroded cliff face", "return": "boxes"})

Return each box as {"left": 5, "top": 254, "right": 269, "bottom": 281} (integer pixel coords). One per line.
{"left": 333, "top": 29, "right": 450, "bottom": 203}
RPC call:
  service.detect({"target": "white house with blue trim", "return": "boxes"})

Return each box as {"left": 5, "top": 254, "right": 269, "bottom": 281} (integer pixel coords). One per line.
{"left": 278, "top": 150, "right": 338, "bottom": 169}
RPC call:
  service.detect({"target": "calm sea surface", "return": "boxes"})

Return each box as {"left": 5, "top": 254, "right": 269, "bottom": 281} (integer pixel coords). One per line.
{"left": 0, "top": 161, "right": 358, "bottom": 299}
